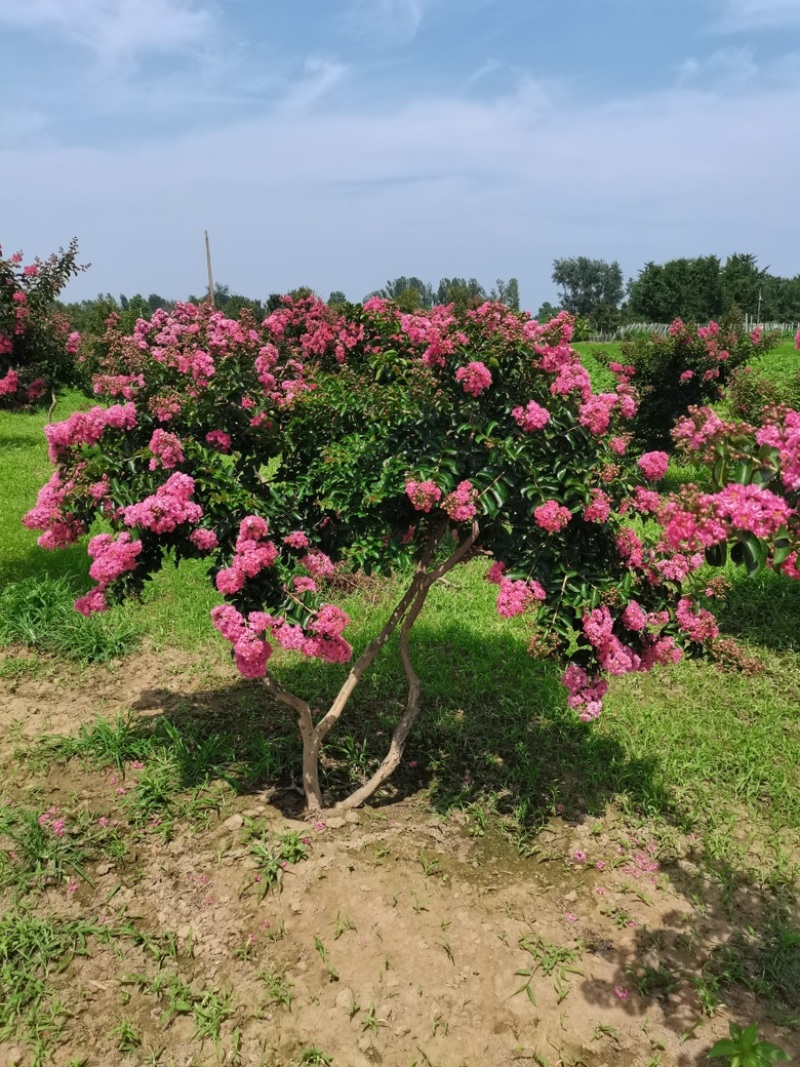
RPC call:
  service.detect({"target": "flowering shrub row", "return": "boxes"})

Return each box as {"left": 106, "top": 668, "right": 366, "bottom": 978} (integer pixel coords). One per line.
{"left": 616, "top": 311, "right": 779, "bottom": 449}
{"left": 0, "top": 238, "right": 87, "bottom": 409}
{"left": 25, "top": 297, "right": 799, "bottom": 809}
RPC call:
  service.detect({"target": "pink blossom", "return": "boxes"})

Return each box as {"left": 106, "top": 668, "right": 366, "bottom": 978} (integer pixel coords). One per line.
{"left": 190, "top": 528, "right": 219, "bottom": 551}
{"left": 205, "top": 429, "right": 231, "bottom": 452}
{"left": 485, "top": 560, "right": 506, "bottom": 584}
{"left": 283, "top": 530, "right": 310, "bottom": 549}
{"left": 292, "top": 575, "right": 317, "bottom": 593}
{"left": 534, "top": 500, "right": 571, "bottom": 534}
{"left": 406, "top": 480, "right": 442, "bottom": 513}
{"left": 87, "top": 531, "right": 142, "bottom": 583}
{"left": 122, "top": 472, "right": 203, "bottom": 534}
{"left": 455, "top": 361, "right": 492, "bottom": 397}
{"left": 573, "top": 850, "right": 586, "bottom": 863}
{"left": 512, "top": 400, "right": 550, "bottom": 432}
{"left": 443, "top": 481, "right": 477, "bottom": 522}
{"left": 583, "top": 489, "right": 611, "bottom": 524}
{"left": 496, "top": 577, "right": 546, "bottom": 618}
{"left": 614, "top": 986, "right": 629, "bottom": 1001}
{"left": 637, "top": 451, "right": 669, "bottom": 481}
{"left": 148, "top": 429, "right": 184, "bottom": 470}
{"left": 301, "top": 550, "right": 336, "bottom": 579}
{"left": 75, "top": 587, "right": 108, "bottom": 616}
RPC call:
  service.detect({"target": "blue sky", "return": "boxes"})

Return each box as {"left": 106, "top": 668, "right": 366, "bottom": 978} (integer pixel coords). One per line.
{"left": 2, "top": 0, "right": 799, "bottom": 311}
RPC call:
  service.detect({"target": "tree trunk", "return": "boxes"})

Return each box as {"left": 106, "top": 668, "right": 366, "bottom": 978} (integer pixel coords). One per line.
{"left": 262, "top": 521, "right": 481, "bottom": 813}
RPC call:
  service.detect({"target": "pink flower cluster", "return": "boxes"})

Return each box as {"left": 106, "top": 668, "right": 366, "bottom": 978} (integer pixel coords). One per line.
{"left": 215, "top": 515, "right": 278, "bottom": 594}
{"left": 148, "top": 428, "right": 184, "bottom": 470}
{"left": 122, "top": 472, "right": 203, "bottom": 534}
{"left": 23, "top": 471, "right": 85, "bottom": 549}
{"left": 676, "top": 597, "right": 719, "bottom": 642}
{"left": 578, "top": 393, "right": 617, "bottom": 435}
{"left": 300, "top": 550, "right": 336, "bottom": 579}
{"left": 87, "top": 532, "right": 142, "bottom": 583}
{"left": 211, "top": 600, "right": 353, "bottom": 679}
{"left": 211, "top": 605, "right": 272, "bottom": 678}
{"left": 443, "top": 481, "right": 477, "bottom": 522}
{"left": 190, "top": 527, "right": 219, "bottom": 551}
{"left": 283, "top": 530, "right": 310, "bottom": 549}
{"left": 205, "top": 429, "right": 231, "bottom": 452}
{"left": 406, "top": 480, "right": 442, "bottom": 513}
{"left": 44, "top": 403, "right": 137, "bottom": 462}
{"left": 534, "top": 500, "right": 571, "bottom": 534}
{"left": 512, "top": 400, "right": 550, "bottom": 432}
{"left": 561, "top": 664, "right": 609, "bottom": 722}
{"left": 0, "top": 368, "right": 19, "bottom": 397}
{"left": 637, "top": 451, "right": 669, "bottom": 482}
{"left": 496, "top": 576, "right": 546, "bottom": 618}
{"left": 583, "top": 489, "right": 611, "bottom": 524}
{"left": 455, "top": 361, "right": 492, "bottom": 397}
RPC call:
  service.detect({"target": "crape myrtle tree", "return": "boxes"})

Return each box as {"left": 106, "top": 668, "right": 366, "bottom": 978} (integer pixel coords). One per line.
{"left": 0, "top": 238, "right": 88, "bottom": 408}
{"left": 25, "top": 297, "right": 800, "bottom": 812}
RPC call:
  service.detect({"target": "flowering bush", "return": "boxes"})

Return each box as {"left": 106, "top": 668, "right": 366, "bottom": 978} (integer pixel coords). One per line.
{"left": 25, "top": 297, "right": 795, "bottom": 811}
{"left": 617, "top": 311, "right": 779, "bottom": 448}
{"left": 671, "top": 334, "right": 800, "bottom": 577}
{"left": 0, "top": 238, "right": 88, "bottom": 408}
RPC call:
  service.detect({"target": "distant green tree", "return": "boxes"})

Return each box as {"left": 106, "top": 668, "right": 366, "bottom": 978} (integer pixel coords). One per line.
{"left": 551, "top": 258, "right": 623, "bottom": 317}
{"left": 628, "top": 256, "right": 725, "bottom": 322}
{"left": 535, "top": 301, "right": 562, "bottom": 322}
{"left": 148, "top": 292, "right": 170, "bottom": 312}
{"left": 367, "top": 277, "right": 434, "bottom": 310}
{"left": 328, "top": 291, "right": 348, "bottom": 306}
{"left": 490, "top": 277, "right": 520, "bottom": 310}
{"left": 434, "top": 277, "right": 486, "bottom": 313}
{"left": 721, "top": 253, "right": 767, "bottom": 319}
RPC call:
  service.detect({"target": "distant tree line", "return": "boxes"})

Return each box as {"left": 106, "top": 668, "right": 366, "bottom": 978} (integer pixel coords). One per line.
{"left": 58, "top": 255, "right": 799, "bottom": 338}
{"left": 542, "top": 253, "right": 800, "bottom": 329}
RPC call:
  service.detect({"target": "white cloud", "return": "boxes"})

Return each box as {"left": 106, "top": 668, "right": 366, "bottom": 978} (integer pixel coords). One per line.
{"left": 4, "top": 67, "right": 799, "bottom": 309}
{"left": 337, "top": 0, "right": 425, "bottom": 47}
{"left": 0, "top": 0, "right": 214, "bottom": 63}
{"left": 717, "top": 0, "right": 800, "bottom": 29}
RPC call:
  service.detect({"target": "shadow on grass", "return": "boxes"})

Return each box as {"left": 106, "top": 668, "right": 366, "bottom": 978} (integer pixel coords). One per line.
{"left": 120, "top": 618, "right": 681, "bottom": 830}
{"left": 718, "top": 568, "right": 800, "bottom": 652}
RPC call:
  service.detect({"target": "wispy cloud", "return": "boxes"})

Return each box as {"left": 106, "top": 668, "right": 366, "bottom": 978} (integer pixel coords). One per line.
{"left": 0, "top": 0, "right": 214, "bottom": 65}
{"left": 337, "top": 0, "right": 425, "bottom": 47}
{"left": 716, "top": 0, "right": 800, "bottom": 29}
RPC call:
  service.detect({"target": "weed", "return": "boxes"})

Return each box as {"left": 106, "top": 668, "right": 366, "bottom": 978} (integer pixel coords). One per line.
{"left": 299, "top": 1049, "right": 333, "bottom": 1066}
{"left": 192, "top": 986, "right": 233, "bottom": 1054}
{"left": 259, "top": 967, "right": 294, "bottom": 1009}
{"left": 109, "top": 1019, "right": 142, "bottom": 1052}
{"left": 313, "top": 936, "right": 339, "bottom": 981}
{"left": 333, "top": 912, "right": 356, "bottom": 940}
{"left": 708, "top": 1022, "right": 790, "bottom": 1064}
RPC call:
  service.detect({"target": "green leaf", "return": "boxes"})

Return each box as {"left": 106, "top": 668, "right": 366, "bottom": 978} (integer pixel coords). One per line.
{"left": 732, "top": 531, "right": 768, "bottom": 576}
{"left": 705, "top": 542, "right": 727, "bottom": 568}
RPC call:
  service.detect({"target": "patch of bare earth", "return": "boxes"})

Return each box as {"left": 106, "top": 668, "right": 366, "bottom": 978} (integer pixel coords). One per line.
{"left": 0, "top": 648, "right": 797, "bottom": 1067}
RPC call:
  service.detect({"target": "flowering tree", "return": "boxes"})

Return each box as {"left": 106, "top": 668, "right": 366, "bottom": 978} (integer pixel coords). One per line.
{"left": 669, "top": 331, "right": 800, "bottom": 577}
{"left": 618, "top": 313, "right": 778, "bottom": 449}
{"left": 24, "top": 299, "right": 798, "bottom": 811}
{"left": 0, "top": 238, "right": 87, "bottom": 409}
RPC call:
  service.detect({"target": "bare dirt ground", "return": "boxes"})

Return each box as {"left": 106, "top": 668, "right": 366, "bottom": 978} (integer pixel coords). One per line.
{"left": 0, "top": 649, "right": 797, "bottom": 1067}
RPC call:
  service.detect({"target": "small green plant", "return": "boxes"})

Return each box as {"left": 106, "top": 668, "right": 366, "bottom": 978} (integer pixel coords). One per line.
{"left": 707, "top": 1022, "right": 790, "bottom": 1065}
{"left": 299, "top": 1049, "right": 333, "bottom": 1066}
{"left": 109, "top": 1019, "right": 142, "bottom": 1052}
{"left": 259, "top": 967, "right": 294, "bottom": 1009}
{"left": 191, "top": 986, "right": 233, "bottom": 1055}
{"left": 313, "top": 935, "right": 339, "bottom": 981}
{"left": 333, "top": 912, "right": 356, "bottom": 940}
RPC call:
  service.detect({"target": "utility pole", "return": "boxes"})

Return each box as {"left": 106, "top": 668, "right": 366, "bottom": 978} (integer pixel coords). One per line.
{"left": 205, "top": 230, "right": 214, "bottom": 307}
